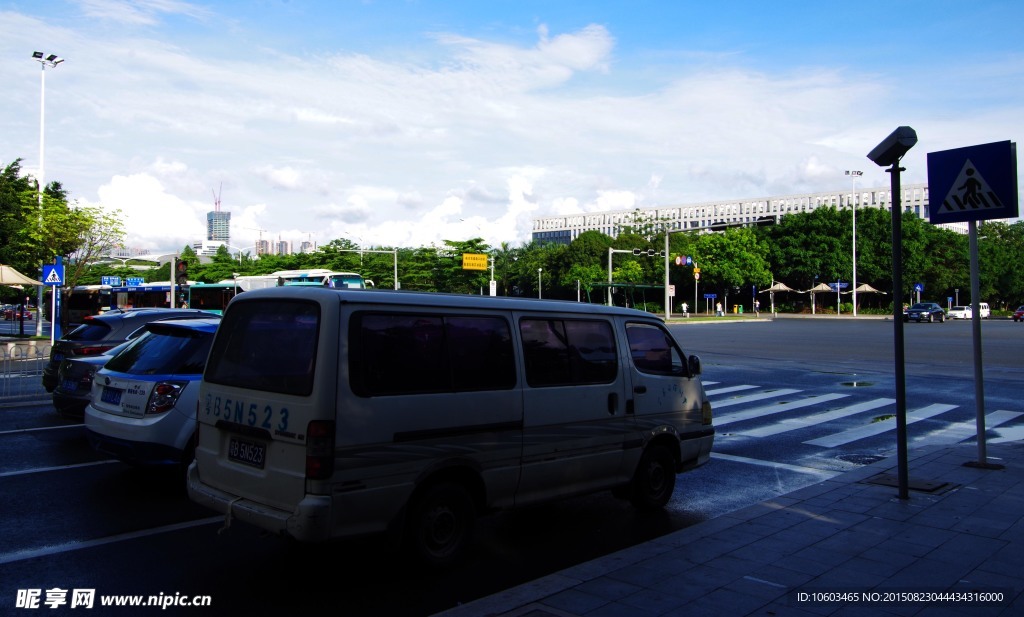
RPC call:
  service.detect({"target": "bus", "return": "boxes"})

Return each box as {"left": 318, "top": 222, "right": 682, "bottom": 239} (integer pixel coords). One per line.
{"left": 233, "top": 270, "right": 370, "bottom": 292}
{"left": 188, "top": 283, "right": 238, "bottom": 314}
{"left": 112, "top": 282, "right": 178, "bottom": 309}
{"left": 65, "top": 285, "right": 115, "bottom": 326}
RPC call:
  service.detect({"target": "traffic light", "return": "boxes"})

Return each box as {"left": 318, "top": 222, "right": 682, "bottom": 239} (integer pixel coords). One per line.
{"left": 176, "top": 260, "right": 188, "bottom": 286}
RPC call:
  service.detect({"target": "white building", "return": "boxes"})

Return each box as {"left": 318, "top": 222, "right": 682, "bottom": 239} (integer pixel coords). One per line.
{"left": 530, "top": 183, "right": 967, "bottom": 244}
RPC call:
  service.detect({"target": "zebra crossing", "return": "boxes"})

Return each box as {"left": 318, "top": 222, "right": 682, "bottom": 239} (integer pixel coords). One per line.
{"left": 703, "top": 380, "right": 1024, "bottom": 449}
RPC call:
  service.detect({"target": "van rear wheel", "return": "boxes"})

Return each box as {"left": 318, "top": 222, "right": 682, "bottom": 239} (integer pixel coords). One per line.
{"left": 407, "top": 482, "right": 476, "bottom": 567}
{"left": 630, "top": 445, "right": 676, "bottom": 510}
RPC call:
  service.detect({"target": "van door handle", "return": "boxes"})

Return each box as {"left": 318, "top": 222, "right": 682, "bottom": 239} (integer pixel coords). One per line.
{"left": 607, "top": 392, "right": 618, "bottom": 415}
{"left": 633, "top": 385, "right": 647, "bottom": 394}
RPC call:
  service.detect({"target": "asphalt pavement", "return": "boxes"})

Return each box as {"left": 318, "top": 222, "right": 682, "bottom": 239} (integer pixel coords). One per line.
{"left": 434, "top": 440, "right": 1023, "bottom": 617}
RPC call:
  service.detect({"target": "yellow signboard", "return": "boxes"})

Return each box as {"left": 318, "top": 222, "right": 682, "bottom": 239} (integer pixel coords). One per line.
{"left": 462, "top": 253, "right": 488, "bottom": 271}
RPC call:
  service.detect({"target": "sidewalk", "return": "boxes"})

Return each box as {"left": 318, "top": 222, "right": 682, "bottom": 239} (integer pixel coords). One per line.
{"left": 435, "top": 441, "right": 1023, "bottom": 617}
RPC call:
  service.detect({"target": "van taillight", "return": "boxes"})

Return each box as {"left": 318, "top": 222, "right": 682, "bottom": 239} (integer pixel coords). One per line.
{"left": 305, "top": 420, "right": 335, "bottom": 480}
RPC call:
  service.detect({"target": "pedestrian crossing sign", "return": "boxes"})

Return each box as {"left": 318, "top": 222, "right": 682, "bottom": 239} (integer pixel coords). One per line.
{"left": 42, "top": 264, "right": 64, "bottom": 286}
{"left": 927, "top": 140, "right": 1018, "bottom": 224}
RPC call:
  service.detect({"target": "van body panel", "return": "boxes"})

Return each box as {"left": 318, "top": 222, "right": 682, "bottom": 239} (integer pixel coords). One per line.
{"left": 188, "top": 288, "right": 715, "bottom": 547}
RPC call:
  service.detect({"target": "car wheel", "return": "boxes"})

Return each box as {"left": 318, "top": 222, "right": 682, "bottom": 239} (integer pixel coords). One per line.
{"left": 630, "top": 444, "right": 676, "bottom": 510}
{"left": 939, "top": 314, "right": 944, "bottom": 323}
{"left": 406, "top": 482, "right": 476, "bottom": 567}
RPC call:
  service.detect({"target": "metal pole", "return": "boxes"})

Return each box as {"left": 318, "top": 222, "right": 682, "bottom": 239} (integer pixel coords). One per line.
{"left": 35, "top": 60, "right": 48, "bottom": 337}
{"left": 607, "top": 248, "right": 613, "bottom": 306}
{"left": 664, "top": 231, "right": 671, "bottom": 320}
{"left": 889, "top": 164, "right": 909, "bottom": 500}
{"left": 968, "top": 221, "right": 988, "bottom": 465}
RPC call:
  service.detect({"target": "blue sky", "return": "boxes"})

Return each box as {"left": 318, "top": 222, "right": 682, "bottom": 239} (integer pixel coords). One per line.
{"left": 1, "top": 0, "right": 1021, "bottom": 255}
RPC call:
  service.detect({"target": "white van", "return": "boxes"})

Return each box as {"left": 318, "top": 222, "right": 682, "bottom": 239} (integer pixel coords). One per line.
{"left": 187, "top": 288, "right": 714, "bottom": 565}
{"left": 978, "top": 302, "right": 991, "bottom": 319}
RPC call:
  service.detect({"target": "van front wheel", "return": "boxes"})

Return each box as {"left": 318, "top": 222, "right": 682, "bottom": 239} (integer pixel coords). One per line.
{"left": 630, "top": 445, "right": 676, "bottom": 510}
{"left": 407, "top": 482, "right": 476, "bottom": 567}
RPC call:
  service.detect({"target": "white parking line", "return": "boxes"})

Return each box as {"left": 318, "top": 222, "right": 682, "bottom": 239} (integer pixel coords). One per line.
{"left": 711, "top": 452, "right": 839, "bottom": 478}
{"left": 0, "top": 460, "right": 119, "bottom": 478}
{"left": 0, "top": 517, "right": 223, "bottom": 565}
{"left": 0, "top": 423, "right": 84, "bottom": 436}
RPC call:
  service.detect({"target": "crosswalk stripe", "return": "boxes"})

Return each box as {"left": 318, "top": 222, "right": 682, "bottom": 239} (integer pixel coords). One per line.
{"left": 714, "top": 393, "right": 849, "bottom": 428}
{"left": 704, "top": 384, "right": 758, "bottom": 396}
{"left": 738, "top": 397, "right": 896, "bottom": 437}
{"left": 709, "top": 388, "right": 800, "bottom": 410}
{"left": 803, "top": 403, "right": 958, "bottom": 448}
{"left": 916, "top": 410, "right": 1023, "bottom": 445}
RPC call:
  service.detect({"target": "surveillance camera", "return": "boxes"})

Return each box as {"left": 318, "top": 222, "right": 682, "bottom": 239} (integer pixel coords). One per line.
{"left": 867, "top": 126, "right": 918, "bottom": 167}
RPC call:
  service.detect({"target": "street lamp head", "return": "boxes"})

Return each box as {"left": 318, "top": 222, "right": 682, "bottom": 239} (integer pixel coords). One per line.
{"left": 867, "top": 126, "right": 918, "bottom": 167}
{"left": 32, "top": 51, "right": 64, "bottom": 67}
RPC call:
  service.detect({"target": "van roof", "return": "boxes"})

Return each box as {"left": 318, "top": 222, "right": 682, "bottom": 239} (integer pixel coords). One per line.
{"left": 228, "top": 286, "right": 662, "bottom": 319}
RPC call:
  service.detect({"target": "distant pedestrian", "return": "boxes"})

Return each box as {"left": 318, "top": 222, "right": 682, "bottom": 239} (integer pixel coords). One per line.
{"left": 716, "top": 302, "right": 723, "bottom": 317}
{"left": 755, "top": 299, "right": 760, "bottom": 317}
{"left": 681, "top": 302, "right": 688, "bottom": 316}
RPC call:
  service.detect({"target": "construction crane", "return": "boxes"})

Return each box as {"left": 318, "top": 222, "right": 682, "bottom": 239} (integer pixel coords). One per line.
{"left": 212, "top": 183, "right": 222, "bottom": 212}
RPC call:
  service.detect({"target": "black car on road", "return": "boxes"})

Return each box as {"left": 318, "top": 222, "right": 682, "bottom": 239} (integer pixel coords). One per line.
{"left": 42, "top": 308, "right": 217, "bottom": 393}
{"left": 904, "top": 302, "right": 946, "bottom": 323}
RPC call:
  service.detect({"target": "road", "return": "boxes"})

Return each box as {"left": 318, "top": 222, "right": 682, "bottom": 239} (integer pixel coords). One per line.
{"left": 1, "top": 317, "right": 1021, "bottom": 615}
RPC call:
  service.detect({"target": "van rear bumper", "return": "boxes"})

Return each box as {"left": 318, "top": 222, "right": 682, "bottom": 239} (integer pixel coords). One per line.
{"left": 187, "top": 462, "right": 331, "bottom": 542}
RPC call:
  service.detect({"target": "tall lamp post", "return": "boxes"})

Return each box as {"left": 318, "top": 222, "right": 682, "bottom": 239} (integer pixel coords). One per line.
{"left": 537, "top": 268, "right": 542, "bottom": 299}
{"left": 32, "top": 51, "right": 64, "bottom": 337}
{"left": 846, "top": 170, "right": 863, "bottom": 316}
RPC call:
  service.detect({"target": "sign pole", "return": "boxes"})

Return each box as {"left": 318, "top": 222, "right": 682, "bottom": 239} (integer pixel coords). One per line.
{"left": 968, "top": 220, "right": 990, "bottom": 467}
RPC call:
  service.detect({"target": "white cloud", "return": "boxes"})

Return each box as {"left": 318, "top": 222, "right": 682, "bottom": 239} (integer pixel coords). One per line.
{"left": 2, "top": 6, "right": 1021, "bottom": 257}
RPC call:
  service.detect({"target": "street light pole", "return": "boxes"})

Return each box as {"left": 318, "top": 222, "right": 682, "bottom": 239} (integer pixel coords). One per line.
{"left": 846, "top": 170, "right": 863, "bottom": 316}
{"left": 537, "top": 268, "right": 542, "bottom": 299}
{"left": 32, "top": 51, "right": 64, "bottom": 337}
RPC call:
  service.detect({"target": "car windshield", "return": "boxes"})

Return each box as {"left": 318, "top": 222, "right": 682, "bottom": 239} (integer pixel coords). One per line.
{"left": 104, "top": 328, "right": 214, "bottom": 375}
{"left": 909, "top": 304, "right": 932, "bottom": 310}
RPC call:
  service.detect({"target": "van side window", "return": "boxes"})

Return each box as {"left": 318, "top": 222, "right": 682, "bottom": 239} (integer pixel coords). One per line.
{"left": 625, "top": 323, "right": 685, "bottom": 375}
{"left": 519, "top": 319, "right": 617, "bottom": 387}
{"left": 350, "top": 313, "right": 515, "bottom": 396}
{"left": 205, "top": 300, "right": 320, "bottom": 395}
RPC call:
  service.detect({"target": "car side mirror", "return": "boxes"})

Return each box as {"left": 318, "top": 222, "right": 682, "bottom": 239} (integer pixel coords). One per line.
{"left": 688, "top": 354, "right": 702, "bottom": 377}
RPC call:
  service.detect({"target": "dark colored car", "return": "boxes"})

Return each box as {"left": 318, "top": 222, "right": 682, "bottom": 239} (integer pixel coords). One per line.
{"left": 904, "top": 302, "right": 946, "bottom": 323}
{"left": 51, "top": 340, "right": 132, "bottom": 417}
{"left": 1013, "top": 306, "right": 1024, "bottom": 322}
{"left": 42, "top": 308, "right": 217, "bottom": 392}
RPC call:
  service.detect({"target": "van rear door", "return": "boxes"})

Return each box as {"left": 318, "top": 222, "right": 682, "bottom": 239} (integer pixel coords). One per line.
{"left": 195, "top": 298, "right": 326, "bottom": 513}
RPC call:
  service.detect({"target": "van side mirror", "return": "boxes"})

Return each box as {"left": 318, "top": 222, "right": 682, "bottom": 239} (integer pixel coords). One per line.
{"left": 688, "top": 354, "right": 702, "bottom": 376}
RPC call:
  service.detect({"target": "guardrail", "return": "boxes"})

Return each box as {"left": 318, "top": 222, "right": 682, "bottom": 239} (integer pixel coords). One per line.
{"left": 1, "top": 341, "right": 51, "bottom": 399}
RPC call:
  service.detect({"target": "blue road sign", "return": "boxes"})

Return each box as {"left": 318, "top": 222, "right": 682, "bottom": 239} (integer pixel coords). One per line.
{"left": 101, "top": 276, "right": 122, "bottom": 286}
{"left": 704, "top": 293, "right": 717, "bottom": 299}
{"left": 914, "top": 283, "right": 924, "bottom": 293}
{"left": 42, "top": 264, "right": 64, "bottom": 286}
{"left": 927, "top": 141, "right": 1018, "bottom": 224}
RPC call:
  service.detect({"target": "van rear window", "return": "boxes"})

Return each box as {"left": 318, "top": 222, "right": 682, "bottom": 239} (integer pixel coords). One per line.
{"left": 350, "top": 313, "right": 515, "bottom": 396}
{"left": 204, "top": 300, "right": 320, "bottom": 395}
